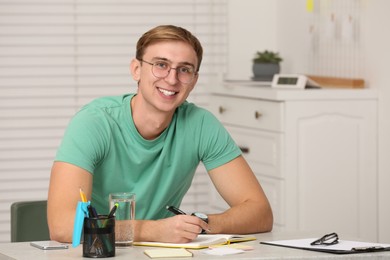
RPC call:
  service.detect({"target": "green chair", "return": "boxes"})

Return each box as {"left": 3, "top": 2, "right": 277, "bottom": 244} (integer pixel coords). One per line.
{"left": 10, "top": 200, "right": 50, "bottom": 242}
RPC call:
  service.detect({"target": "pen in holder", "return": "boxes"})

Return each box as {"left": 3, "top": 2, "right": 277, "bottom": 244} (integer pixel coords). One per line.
{"left": 83, "top": 215, "right": 115, "bottom": 258}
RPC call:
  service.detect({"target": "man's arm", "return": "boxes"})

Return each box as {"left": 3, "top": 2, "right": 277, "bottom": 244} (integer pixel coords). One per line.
{"left": 48, "top": 162, "right": 210, "bottom": 244}
{"left": 206, "top": 155, "right": 273, "bottom": 234}
{"left": 47, "top": 156, "right": 270, "bottom": 243}
{"left": 47, "top": 162, "right": 93, "bottom": 242}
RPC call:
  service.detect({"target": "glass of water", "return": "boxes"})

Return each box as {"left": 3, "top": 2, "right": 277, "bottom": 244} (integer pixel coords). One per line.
{"left": 109, "top": 192, "right": 136, "bottom": 247}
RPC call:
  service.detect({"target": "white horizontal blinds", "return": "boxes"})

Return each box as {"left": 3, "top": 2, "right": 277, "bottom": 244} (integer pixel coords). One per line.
{"left": 0, "top": 0, "right": 227, "bottom": 242}
{"left": 188, "top": 1, "right": 228, "bottom": 105}
{"left": 74, "top": 1, "right": 134, "bottom": 106}
{"left": 74, "top": 0, "right": 228, "bottom": 107}
{"left": 0, "top": 1, "right": 77, "bottom": 242}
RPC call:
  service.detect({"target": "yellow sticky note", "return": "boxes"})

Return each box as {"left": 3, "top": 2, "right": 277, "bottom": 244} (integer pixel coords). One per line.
{"left": 144, "top": 248, "right": 193, "bottom": 258}
{"left": 306, "top": 0, "right": 314, "bottom": 12}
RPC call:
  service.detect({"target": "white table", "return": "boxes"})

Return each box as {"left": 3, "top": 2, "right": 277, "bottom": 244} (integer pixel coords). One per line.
{"left": 1, "top": 232, "right": 389, "bottom": 260}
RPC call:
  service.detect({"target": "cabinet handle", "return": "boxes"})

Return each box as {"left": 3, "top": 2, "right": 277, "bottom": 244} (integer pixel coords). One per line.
{"left": 219, "top": 106, "right": 226, "bottom": 114}
{"left": 254, "top": 111, "right": 262, "bottom": 119}
{"left": 239, "top": 146, "right": 250, "bottom": 154}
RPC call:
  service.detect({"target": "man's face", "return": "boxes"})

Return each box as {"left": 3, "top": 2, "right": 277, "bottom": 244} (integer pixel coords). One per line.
{"left": 132, "top": 41, "right": 199, "bottom": 114}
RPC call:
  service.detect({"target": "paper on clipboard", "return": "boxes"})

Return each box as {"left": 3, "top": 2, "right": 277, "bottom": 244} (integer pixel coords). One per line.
{"left": 261, "top": 238, "right": 390, "bottom": 254}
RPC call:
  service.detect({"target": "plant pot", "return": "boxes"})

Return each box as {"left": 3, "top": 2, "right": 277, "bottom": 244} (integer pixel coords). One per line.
{"left": 252, "top": 63, "right": 280, "bottom": 81}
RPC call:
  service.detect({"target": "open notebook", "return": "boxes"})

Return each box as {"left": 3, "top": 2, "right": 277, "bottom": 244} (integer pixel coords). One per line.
{"left": 134, "top": 234, "right": 256, "bottom": 249}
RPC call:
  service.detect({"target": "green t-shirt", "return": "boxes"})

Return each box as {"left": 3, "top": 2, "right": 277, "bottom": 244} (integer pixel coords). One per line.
{"left": 55, "top": 94, "right": 241, "bottom": 219}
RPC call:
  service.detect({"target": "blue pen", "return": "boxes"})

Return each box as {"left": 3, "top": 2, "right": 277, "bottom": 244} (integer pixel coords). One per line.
{"left": 87, "top": 205, "right": 99, "bottom": 218}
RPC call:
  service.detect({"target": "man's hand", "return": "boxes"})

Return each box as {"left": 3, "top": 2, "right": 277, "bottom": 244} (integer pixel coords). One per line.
{"left": 134, "top": 215, "right": 209, "bottom": 243}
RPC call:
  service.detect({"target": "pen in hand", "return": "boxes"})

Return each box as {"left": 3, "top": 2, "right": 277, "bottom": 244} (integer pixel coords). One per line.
{"left": 166, "top": 205, "right": 187, "bottom": 215}
{"left": 166, "top": 205, "right": 210, "bottom": 234}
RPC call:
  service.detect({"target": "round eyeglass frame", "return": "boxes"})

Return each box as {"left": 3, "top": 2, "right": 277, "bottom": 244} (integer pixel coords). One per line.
{"left": 138, "top": 59, "right": 197, "bottom": 84}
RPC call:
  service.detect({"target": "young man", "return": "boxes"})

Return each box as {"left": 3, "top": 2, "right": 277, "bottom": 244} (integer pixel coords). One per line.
{"left": 47, "top": 25, "right": 273, "bottom": 243}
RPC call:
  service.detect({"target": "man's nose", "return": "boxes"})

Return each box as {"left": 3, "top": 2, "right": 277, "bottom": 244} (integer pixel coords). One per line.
{"left": 164, "top": 68, "right": 179, "bottom": 84}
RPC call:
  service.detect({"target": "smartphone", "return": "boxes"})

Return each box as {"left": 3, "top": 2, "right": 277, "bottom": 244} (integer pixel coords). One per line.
{"left": 30, "top": 241, "right": 69, "bottom": 250}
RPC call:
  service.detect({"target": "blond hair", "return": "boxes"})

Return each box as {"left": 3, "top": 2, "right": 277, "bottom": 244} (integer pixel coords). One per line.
{"left": 136, "top": 25, "right": 203, "bottom": 72}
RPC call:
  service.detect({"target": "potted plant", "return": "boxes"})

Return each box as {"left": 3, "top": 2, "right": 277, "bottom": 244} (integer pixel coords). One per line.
{"left": 252, "top": 50, "right": 283, "bottom": 81}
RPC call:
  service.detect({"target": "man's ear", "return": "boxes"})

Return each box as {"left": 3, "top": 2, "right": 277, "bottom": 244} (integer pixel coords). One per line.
{"left": 130, "top": 59, "right": 141, "bottom": 81}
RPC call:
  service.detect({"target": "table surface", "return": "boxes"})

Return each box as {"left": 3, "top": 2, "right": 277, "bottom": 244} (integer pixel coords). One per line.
{"left": 1, "top": 232, "right": 390, "bottom": 260}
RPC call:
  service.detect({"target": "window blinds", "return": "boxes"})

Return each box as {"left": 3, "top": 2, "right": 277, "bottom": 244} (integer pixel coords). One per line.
{"left": 0, "top": 0, "right": 227, "bottom": 242}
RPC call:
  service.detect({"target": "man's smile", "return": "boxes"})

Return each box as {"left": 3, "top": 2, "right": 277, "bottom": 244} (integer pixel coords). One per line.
{"left": 158, "top": 87, "right": 178, "bottom": 96}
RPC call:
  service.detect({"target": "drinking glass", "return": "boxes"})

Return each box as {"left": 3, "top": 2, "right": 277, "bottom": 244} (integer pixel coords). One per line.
{"left": 108, "top": 192, "right": 135, "bottom": 247}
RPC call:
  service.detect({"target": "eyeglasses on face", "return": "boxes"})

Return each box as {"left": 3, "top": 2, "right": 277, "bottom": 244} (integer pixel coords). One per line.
{"left": 310, "top": 232, "right": 339, "bottom": 246}
{"left": 138, "top": 59, "right": 197, "bottom": 84}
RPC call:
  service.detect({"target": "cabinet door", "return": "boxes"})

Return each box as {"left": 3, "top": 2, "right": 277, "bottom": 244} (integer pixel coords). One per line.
{"left": 284, "top": 100, "right": 377, "bottom": 241}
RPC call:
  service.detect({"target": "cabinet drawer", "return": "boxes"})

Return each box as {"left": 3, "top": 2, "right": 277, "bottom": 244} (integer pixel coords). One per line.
{"left": 226, "top": 126, "right": 283, "bottom": 178}
{"left": 210, "top": 95, "right": 284, "bottom": 131}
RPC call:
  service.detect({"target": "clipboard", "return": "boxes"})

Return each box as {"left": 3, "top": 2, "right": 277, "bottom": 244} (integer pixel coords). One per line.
{"left": 261, "top": 238, "right": 390, "bottom": 254}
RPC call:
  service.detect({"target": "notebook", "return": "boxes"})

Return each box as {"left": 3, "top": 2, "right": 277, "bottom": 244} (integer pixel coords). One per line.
{"left": 134, "top": 234, "right": 256, "bottom": 249}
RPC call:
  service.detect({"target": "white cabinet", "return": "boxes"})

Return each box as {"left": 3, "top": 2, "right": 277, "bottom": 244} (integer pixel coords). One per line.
{"left": 209, "top": 83, "right": 378, "bottom": 241}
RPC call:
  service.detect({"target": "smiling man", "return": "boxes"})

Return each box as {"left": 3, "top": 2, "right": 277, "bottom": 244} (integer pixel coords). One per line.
{"left": 47, "top": 25, "right": 273, "bottom": 244}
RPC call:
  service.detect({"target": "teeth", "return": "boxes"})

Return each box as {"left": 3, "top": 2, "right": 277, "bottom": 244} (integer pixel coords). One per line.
{"left": 158, "top": 88, "right": 176, "bottom": 96}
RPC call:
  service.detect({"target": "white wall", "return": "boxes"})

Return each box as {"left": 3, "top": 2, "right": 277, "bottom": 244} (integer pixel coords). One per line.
{"left": 226, "top": 0, "right": 278, "bottom": 80}
{"left": 226, "top": 0, "right": 310, "bottom": 79}
{"left": 363, "top": 0, "right": 390, "bottom": 243}
{"left": 276, "top": 1, "right": 311, "bottom": 74}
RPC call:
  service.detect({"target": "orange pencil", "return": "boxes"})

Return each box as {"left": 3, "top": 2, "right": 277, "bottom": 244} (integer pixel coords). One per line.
{"left": 79, "top": 188, "right": 87, "bottom": 202}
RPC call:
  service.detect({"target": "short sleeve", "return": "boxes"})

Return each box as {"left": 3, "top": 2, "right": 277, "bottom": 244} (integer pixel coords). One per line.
{"left": 55, "top": 107, "right": 110, "bottom": 174}
{"left": 197, "top": 110, "right": 242, "bottom": 171}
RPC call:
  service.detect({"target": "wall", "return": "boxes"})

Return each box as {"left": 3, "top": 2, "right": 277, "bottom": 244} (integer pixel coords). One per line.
{"left": 226, "top": 0, "right": 278, "bottom": 80}
{"left": 226, "top": 0, "right": 308, "bottom": 79}
{"left": 363, "top": 0, "right": 390, "bottom": 243}
{"left": 275, "top": 1, "right": 309, "bottom": 74}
